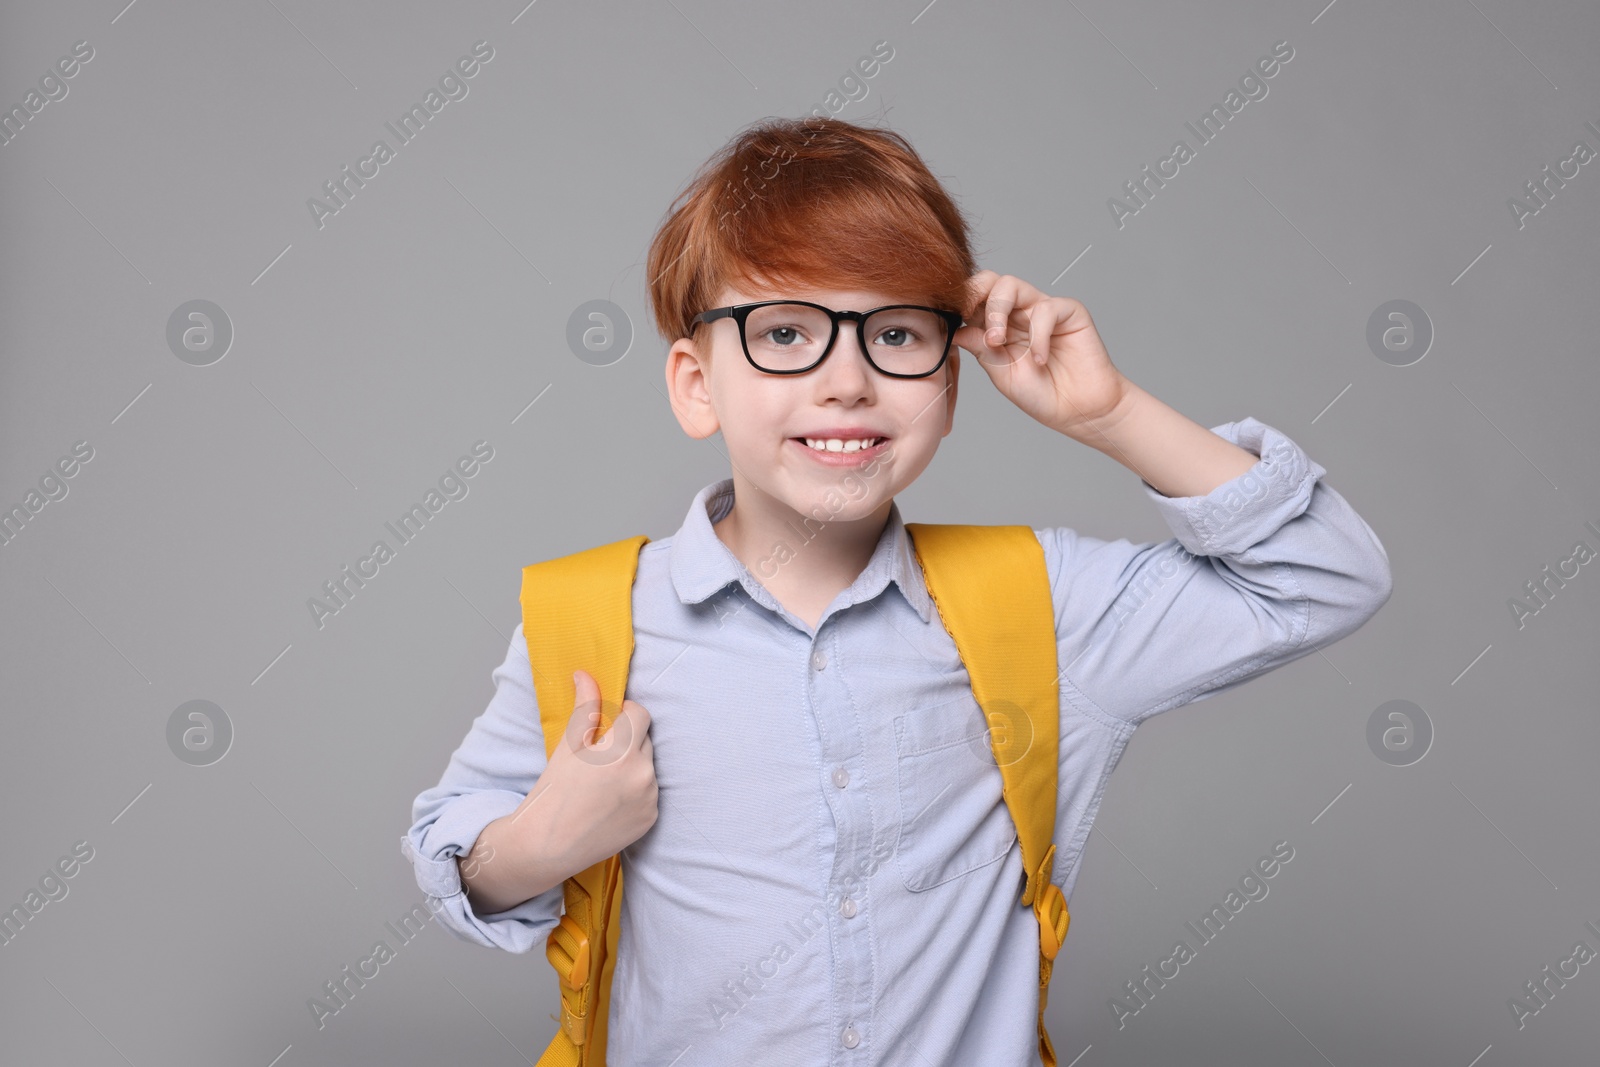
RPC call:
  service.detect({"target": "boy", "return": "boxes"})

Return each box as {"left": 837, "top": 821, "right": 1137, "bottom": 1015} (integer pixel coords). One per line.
{"left": 402, "top": 116, "right": 1392, "bottom": 1065}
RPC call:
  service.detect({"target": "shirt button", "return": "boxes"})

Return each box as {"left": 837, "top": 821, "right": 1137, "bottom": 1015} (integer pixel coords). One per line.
{"left": 840, "top": 897, "right": 858, "bottom": 918}
{"left": 841, "top": 1025, "right": 861, "bottom": 1049}
{"left": 831, "top": 766, "right": 850, "bottom": 789}
{"left": 811, "top": 648, "right": 828, "bottom": 671}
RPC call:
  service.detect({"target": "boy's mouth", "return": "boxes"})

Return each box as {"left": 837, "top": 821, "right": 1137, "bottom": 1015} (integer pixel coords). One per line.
{"left": 787, "top": 434, "right": 891, "bottom": 466}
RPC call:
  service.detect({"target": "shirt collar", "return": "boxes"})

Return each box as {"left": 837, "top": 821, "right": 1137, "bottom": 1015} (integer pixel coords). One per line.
{"left": 668, "top": 478, "right": 934, "bottom": 625}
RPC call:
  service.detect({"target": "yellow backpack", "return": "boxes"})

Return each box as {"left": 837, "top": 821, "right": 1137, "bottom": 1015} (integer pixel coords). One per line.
{"left": 518, "top": 523, "right": 1070, "bottom": 1066}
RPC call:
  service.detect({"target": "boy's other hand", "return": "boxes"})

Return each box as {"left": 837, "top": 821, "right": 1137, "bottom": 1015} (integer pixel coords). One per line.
{"left": 954, "top": 270, "right": 1131, "bottom": 441}
{"left": 535, "top": 669, "right": 660, "bottom": 872}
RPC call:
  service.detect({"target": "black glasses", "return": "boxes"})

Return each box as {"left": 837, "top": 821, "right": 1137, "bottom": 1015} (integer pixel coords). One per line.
{"left": 690, "top": 300, "right": 963, "bottom": 378}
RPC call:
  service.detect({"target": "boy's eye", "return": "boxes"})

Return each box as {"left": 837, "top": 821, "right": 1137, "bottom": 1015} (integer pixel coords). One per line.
{"left": 873, "top": 326, "right": 918, "bottom": 348}
{"left": 763, "top": 325, "right": 808, "bottom": 346}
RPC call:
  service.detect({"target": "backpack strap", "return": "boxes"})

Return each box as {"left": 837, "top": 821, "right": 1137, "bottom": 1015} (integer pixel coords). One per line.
{"left": 520, "top": 534, "right": 651, "bottom": 1066}
{"left": 518, "top": 525, "right": 1067, "bottom": 1065}
{"left": 905, "top": 522, "right": 1070, "bottom": 1067}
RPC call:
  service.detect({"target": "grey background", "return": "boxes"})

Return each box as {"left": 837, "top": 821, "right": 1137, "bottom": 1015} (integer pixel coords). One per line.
{"left": 2, "top": 0, "right": 1597, "bottom": 1064}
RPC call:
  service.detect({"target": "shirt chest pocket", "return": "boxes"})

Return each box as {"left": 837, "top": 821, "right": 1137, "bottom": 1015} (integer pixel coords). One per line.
{"left": 892, "top": 699, "right": 1018, "bottom": 893}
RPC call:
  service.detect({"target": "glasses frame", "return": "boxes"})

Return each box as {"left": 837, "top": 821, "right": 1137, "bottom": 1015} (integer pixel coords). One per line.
{"left": 690, "top": 299, "right": 965, "bottom": 379}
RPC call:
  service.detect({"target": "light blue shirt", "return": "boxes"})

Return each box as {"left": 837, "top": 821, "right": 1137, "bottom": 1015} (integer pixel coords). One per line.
{"left": 402, "top": 416, "right": 1392, "bottom": 1066}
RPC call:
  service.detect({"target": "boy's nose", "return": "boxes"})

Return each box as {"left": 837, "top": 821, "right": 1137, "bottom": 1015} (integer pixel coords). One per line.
{"left": 819, "top": 328, "right": 875, "bottom": 385}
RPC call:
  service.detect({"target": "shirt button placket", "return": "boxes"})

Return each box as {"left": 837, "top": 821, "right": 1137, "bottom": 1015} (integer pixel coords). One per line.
{"left": 810, "top": 630, "right": 868, "bottom": 1055}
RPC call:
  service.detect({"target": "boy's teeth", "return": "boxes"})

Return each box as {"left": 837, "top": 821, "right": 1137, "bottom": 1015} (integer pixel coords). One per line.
{"left": 804, "top": 437, "right": 881, "bottom": 453}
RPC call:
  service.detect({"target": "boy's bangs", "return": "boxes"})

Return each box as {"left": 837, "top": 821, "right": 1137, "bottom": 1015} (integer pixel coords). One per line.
{"left": 715, "top": 175, "right": 971, "bottom": 317}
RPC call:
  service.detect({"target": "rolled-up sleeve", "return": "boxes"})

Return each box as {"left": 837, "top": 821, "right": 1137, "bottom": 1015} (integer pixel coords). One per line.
{"left": 1037, "top": 416, "right": 1393, "bottom": 726}
{"left": 400, "top": 622, "right": 564, "bottom": 952}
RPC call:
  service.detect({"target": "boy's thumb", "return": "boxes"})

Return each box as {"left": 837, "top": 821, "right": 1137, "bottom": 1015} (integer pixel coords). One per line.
{"left": 571, "top": 670, "right": 598, "bottom": 741}
{"left": 570, "top": 669, "right": 629, "bottom": 760}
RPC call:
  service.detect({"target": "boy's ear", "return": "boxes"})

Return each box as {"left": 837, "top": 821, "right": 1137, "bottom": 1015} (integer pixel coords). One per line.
{"left": 665, "top": 335, "right": 722, "bottom": 441}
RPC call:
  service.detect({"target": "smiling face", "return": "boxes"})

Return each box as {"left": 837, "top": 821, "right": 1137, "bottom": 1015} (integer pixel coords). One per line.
{"left": 666, "top": 280, "right": 962, "bottom": 529}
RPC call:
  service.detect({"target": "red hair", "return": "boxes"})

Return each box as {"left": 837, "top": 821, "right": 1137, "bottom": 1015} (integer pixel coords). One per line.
{"left": 646, "top": 116, "right": 978, "bottom": 343}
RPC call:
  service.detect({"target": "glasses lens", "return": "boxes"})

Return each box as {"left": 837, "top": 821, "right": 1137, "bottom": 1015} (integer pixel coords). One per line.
{"left": 861, "top": 307, "right": 949, "bottom": 376}
{"left": 741, "top": 304, "right": 949, "bottom": 375}
{"left": 742, "top": 303, "right": 834, "bottom": 372}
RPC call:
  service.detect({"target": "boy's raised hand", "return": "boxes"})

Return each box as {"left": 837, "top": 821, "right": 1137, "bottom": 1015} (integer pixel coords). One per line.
{"left": 954, "top": 270, "right": 1131, "bottom": 441}
{"left": 533, "top": 668, "right": 660, "bottom": 872}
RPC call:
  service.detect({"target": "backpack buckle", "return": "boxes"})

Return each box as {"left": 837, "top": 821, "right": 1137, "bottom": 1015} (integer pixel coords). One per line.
{"left": 545, "top": 913, "right": 593, "bottom": 1045}
{"left": 1034, "top": 881, "right": 1070, "bottom": 960}
{"left": 546, "top": 912, "right": 593, "bottom": 988}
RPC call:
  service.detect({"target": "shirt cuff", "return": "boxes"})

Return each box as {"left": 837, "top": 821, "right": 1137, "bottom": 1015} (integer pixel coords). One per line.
{"left": 1139, "top": 417, "right": 1327, "bottom": 558}
{"left": 401, "top": 791, "right": 564, "bottom": 953}
{"left": 406, "top": 789, "right": 527, "bottom": 897}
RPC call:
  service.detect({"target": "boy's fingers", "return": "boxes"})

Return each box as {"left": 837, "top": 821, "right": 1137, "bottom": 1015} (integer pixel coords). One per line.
{"left": 558, "top": 679, "right": 649, "bottom": 764}
{"left": 953, "top": 324, "right": 988, "bottom": 356}
{"left": 985, "top": 278, "right": 1017, "bottom": 346}
{"left": 571, "top": 670, "right": 600, "bottom": 742}
{"left": 1029, "top": 302, "right": 1055, "bottom": 365}
{"left": 564, "top": 670, "right": 640, "bottom": 763}
{"left": 573, "top": 668, "right": 596, "bottom": 703}
{"left": 962, "top": 272, "right": 996, "bottom": 325}
{"left": 965, "top": 269, "right": 1000, "bottom": 311}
